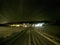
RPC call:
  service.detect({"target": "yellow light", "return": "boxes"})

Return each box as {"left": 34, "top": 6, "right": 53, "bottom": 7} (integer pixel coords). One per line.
{"left": 10, "top": 24, "right": 20, "bottom": 27}
{"left": 16, "top": 25, "right": 20, "bottom": 27}
{"left": 10, "top": 25, "right": 16, "bottom": 26}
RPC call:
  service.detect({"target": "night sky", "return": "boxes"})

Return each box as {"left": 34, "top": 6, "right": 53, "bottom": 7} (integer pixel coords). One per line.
{"left": 0, "top": 0, "right": 60, "bottom": 24}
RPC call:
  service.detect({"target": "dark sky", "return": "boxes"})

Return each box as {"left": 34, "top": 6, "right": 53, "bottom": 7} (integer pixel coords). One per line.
{"left": 0, "top": 0, "right": 60, "bottom": 23}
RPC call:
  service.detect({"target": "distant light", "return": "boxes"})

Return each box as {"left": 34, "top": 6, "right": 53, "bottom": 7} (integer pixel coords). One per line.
{"left": 32, "top": 23, "right": 44, "bottom": 27}
{"left": 24, "top": 25, "right": 27, "bottom": 27}
{"left": 10, "top": 25, "right": 15, "bottom": 26}
{"left": 10, "top": 24, "right": 20, "bottom": 27}
{"left": 16, "top": 25, "right": 20, "bottom": 27}
{"left": 23, "top": 23, "right": 27, "bottom": 27}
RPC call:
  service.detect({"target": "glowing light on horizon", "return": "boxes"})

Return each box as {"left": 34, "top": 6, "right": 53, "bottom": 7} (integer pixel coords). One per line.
{"left": 32, "top": 23, "right": 44, "bottom": 27}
